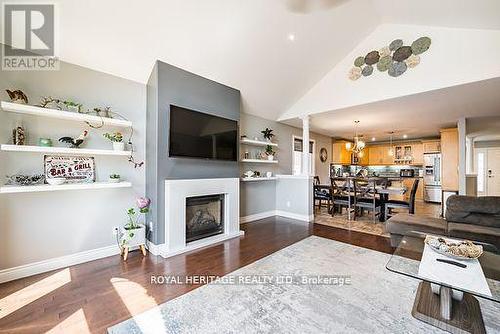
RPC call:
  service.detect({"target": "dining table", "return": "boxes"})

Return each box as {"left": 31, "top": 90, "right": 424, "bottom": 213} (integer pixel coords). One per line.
{"left": 315, "top": 177, "right": 408, "bottom": 222}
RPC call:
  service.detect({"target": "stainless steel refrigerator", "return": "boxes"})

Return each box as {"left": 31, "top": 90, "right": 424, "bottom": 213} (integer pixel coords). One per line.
{"left": 423, "top": 153, "right": 442, "bottom": 203}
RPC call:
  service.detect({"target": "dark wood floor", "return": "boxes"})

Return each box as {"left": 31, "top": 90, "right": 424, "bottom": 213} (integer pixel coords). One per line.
{"left": 0, "top": 217, "right": 394, "bottom": 334}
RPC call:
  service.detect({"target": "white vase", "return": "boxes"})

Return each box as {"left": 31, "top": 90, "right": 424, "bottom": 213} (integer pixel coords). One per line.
{"left": 267, "top": 155, "right": 274, "bottom": 161}
{"left": 113, "top": 142, "right": 125, "bottom": 151}
{"left": 120, "top": 224, "right": 146, "bottom": 248}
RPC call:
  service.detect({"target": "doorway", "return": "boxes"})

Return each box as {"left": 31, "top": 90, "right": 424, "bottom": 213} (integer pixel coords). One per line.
{"left": 475, "top": 148, "right": 500, "bottom": 196}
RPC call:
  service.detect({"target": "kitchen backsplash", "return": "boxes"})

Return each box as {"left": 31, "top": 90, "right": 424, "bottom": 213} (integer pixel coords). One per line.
{"left": 330, "top": 164, "right": 423, "bottom": 178}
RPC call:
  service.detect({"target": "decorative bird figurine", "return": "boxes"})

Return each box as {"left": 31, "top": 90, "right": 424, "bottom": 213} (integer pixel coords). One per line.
{"left": 59, "top": 130, "right": 88, "bottom": 148}
{"left": 6, "top": 89, "right": 28, "bottom": 104}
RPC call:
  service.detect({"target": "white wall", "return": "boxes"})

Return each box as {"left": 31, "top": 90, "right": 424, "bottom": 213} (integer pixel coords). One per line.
{"left": 281, "top": 24, "right": 500, "bottom": 120}
{"left": 0, "top": 61, "right": 146, "bottom": 270}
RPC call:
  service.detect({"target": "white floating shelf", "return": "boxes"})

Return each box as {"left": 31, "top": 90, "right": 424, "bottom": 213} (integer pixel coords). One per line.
{"left": 1, "top": 144, "right": 131, "bottom": 156}
{"left": 240, "top": 138, "right": 278, "bottom": 147}
{"left": 240, "top": 159, "right": 278, "bottom": 164}
{"left": 1, "top": 101, "right": 132, "bottom": 128}
{"left": 0, "top": 181, "right": 132, "bottom": 194}
{"left": 240, "top": 177, "right": 277, "bottom": 182}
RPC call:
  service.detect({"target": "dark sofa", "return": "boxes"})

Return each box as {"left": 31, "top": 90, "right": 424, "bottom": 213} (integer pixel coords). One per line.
{"left": 386, "top": 195, "right": 500, "bottom": 250}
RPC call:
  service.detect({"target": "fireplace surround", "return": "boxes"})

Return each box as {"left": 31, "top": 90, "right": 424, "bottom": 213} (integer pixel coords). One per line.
{"left": 162, "top": 178, "right": 243, "bottom": 258}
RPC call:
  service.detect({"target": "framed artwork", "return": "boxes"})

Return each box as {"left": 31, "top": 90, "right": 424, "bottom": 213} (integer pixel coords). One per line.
{"left": 44, "top": 155, "right": 96, "bottom": 183}
{"left": 320, "top": 148, "right": 328, "bottom": 163}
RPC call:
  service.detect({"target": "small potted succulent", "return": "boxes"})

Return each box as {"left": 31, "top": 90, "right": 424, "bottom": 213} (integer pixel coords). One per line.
{"left": 109, "top": 173, "right": 121, "bottom": 183}
{"left": 120, "top": 197, "right": 150, "bottom": 249}
{"left": 265, "top": 145, "right": 275, "bottom": 161}
{"left": 261, "top": 128, "right": 274, "bottom": 142}
{"left": 103, "top": 132, "right": 125, "bottom": 151}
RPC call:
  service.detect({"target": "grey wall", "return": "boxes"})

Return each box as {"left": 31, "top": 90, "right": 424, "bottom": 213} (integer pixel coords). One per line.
{"left": 239, "top": 113, "right": 332, "bottom": 217}
{"left": 147, "top": 61, "right": 241, "bottom": 244}
{"left": 0, "top": 59, "right": 145, "bottom": 269}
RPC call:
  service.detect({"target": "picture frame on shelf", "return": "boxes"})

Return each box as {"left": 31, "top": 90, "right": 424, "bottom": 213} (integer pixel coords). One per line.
{"left": 44, "top": 155, "right": 96, "bottom": 184}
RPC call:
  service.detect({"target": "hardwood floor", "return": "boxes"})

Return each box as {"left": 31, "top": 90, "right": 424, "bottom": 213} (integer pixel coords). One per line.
{"left": 0, "top": 217, "right": 393, "bottom": 334}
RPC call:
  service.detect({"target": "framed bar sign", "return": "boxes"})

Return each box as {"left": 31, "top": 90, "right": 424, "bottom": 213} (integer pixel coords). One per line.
{"left": 44, "top": 156, "right": 96, "bottom": 183}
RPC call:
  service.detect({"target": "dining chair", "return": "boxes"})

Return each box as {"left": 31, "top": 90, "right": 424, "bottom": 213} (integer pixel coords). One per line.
{"left": 314, "top": 176, "right": 332, "bottom": 212}
{"left": 353, "top": 178, "right": 382, "bottom": 222}
{"left": 384, "top": 178, "right": 419, "bottom": 221}
{"left": 330, "top": 177, "right": 353, "bottom": 219}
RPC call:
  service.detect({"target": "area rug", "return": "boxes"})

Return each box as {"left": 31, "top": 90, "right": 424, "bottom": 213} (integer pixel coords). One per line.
{"left": 314, "top": 208, "right": 389, "bottom": 237}
{"left": 108, "top": 236, "right": 499, "bottom": 334}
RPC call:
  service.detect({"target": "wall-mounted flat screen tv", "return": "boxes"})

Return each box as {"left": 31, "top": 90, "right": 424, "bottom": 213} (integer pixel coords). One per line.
{"left": 169, "top": 104, "right": 238, "bottom": 161}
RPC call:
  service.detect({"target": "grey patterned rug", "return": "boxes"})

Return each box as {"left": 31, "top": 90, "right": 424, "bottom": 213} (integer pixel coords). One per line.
{"left": 108, "top": 236, "right": 499, "bottom": 334}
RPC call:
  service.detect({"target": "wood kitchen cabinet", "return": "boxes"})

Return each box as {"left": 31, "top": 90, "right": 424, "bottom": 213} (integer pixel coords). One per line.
{"left": 402, "top": 178, "right": 424, "bottom": 201}
{"left": 440, "top": 128, "right": 459, "bottom": 191}
{"left": 423, "top": 139, "right": 441, "bottom": 153}
{"left": 332, "top": 140, "right": 352, "bottom": 164}
{"left": 412, "top": 143, "right": 424, "bottom": 165}
{"left": 368, "top": 145, "right": 392, "bottom": 165}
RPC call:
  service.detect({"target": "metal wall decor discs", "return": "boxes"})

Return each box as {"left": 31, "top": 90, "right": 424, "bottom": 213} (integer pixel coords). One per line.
{"left": 362, "top": 65, "right": 373, "bottom": 76}
{"left": 389, "top": 39, "right": 403, "bottom": 51}
{"left": 364, "top": 51, "right": 380, "bottom": 65}
{"left": 392, "top": 46, "right": 413, "bottom": 62}
{"left": 388, "top": 61, "right": 407, "bottom": 77}
{"left": 377, "top": 55, "right": 392, "bottom": 72}
{"left": 354, "top": 56, "right": 365, "bottom": 67}
{"left": 411, "top": 36, "right": 431, "bottom": 55}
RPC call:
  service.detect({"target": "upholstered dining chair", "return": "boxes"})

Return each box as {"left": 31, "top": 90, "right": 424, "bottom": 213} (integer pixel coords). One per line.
{"left": 384, "top": 179, "right": 419, "bottom": 221}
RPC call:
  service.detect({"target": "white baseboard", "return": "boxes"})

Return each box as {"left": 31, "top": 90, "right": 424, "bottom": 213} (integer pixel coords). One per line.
{"left": 145, "top": 240, "right": 162, "bottom": 256}
{"left": 275, "top": 210, "right": 313, "bottom": 222}
{"left": 241, "top": 210, "right": 313, "bottom": 223}
{"left": 240, "top": 210, "right": 276, "bottom": 224}
{"left": 0, "top": 244, "right": 121, "bottom": 284}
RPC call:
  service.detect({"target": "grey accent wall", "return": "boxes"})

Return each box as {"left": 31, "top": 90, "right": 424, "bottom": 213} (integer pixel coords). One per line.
{"left": 239, "top": 113, "right": 332, "bottom": 217}
{"left": 0, "top": 58, "right": 145, "bottom": 269}
{"left": 146, "top": 61, "right": 241, "bottom": 244}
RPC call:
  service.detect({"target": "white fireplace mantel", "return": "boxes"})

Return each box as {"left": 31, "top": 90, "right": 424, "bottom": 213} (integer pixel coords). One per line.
{"left": 160, "top": 178, "right": 244, "bottom": 258}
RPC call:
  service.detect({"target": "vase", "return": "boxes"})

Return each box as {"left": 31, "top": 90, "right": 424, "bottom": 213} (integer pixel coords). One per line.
{"left": 113, "top": 142, "right": 125, "bottom": 151}
{"left": 267, "top": 155, "right": 274, "bottom": 161}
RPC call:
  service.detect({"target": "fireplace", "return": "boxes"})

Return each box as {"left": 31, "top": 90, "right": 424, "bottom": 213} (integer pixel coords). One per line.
{"left": 186, "top": 194, "right": 224, "bottom": 243}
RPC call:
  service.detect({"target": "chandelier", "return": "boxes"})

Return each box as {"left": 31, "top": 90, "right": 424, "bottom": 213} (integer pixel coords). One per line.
{"left": 345, "top": 120, "right": 365, "bottom": 154}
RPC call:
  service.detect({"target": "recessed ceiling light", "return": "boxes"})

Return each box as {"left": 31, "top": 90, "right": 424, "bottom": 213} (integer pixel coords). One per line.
{"left": 287, "top": 33, "right": 295, "bottom": 41}
{"left": 403, "top": 134, "right": 408, "bottom": 139}
{"left": 371, "top": 137, "right": 376, "bottom": 141}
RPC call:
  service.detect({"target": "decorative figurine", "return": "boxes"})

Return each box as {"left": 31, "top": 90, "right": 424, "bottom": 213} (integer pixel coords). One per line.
{"left": 59, "top": 130, "right": 88, "bottom": 148}
{"left": 38, "top": 96, "right": 63, "bottom": 109}
{"left": 12, "top": 126, "right": 26, "bottom": 145}
{"left": 6, "top": 89, "right": 28, "bottom": 104}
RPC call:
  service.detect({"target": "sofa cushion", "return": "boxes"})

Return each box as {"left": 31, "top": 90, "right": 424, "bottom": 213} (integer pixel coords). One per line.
{"left": 448, "top": 222, "right": 500, "bottom": 250}
{"left": 446, "top": 195, "right": 500, "bottom": 228}
{"left": 386, "top": 213, "right": 447, "bottom": 237}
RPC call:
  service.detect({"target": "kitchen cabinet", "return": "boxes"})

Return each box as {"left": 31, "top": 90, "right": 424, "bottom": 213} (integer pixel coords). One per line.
{"left": 332, "top": 140, "right": 351, "bottom": 164}
{"left": 368, "top": 145, "right": 393, "bottom": 165}
{"left": 412, "top": 143, "right": 424, "bottom": 165}
{"left": 358, "top": 149, "right": 369, "bottom": 165}
{"left": 423, "top": 140, "right": 441, "bottom": 153}
{"left": 440, "top": 128, "right": 459, "bottom": 191}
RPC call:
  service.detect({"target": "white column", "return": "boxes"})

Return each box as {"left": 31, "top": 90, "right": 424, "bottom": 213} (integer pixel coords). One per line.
{"left": 300, "top": 115, "right": 310, "bottom": 175}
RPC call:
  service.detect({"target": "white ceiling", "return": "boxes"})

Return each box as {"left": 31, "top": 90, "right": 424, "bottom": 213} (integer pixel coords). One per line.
{"left": 283, "top": 78, "right": 500, "bottom": 142}
{"left": 42, "top": 0, "right": 380, "bottom": 121}
{"left": 3, "top": 0, "right": 500, "bottom": 125}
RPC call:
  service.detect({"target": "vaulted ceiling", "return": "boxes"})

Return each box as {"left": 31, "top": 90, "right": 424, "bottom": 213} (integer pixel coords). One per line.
{"left": 2, "top": 0, "right": 500, "bottom": 137}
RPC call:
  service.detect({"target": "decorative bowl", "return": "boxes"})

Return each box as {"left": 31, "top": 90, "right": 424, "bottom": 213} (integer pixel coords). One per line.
{"left": 47, "top": 178, "right": 66, "bottom": 186}
{"left": 425, "top": 236, "right": 483, "bottom": 260}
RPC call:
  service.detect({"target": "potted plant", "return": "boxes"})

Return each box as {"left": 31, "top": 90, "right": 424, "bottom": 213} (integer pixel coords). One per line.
{"left": 265, "top": 145, "right": 275, "bottom": 161}
{"left": 120, "top": 197, "right": 150, "bottom": 250}
{"left": 103, "top": 132, "right": 125, "bottom": 151}
{"left": 109, "top": 173, "right": 121, "bottom": 183}
{"left": 261, "top": 128, "right": 274, "bottom": 142}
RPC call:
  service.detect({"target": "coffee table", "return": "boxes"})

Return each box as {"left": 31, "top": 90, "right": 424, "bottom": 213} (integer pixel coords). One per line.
{"left": 386, "top": 235, "right": 499, "bottom": 334}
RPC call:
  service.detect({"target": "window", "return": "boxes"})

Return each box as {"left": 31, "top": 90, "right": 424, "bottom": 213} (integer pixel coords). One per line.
{"left": 477, "top": 151, "right": 485, "bottom": 194}
{"left": 292, "top": 137, "right": 315, "bottom": 175}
